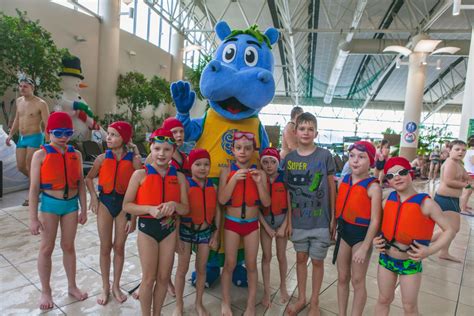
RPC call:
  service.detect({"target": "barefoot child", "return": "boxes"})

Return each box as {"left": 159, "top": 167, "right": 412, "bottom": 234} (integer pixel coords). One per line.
{"left": 333, "top": 141, "right": 382, "bottom": 316}
{"left": 218, "top": 131, "right": 271, "bottom": 316}
{"left": 28, "top": 112, "right": 88, "bottom": 310}
{"left": 85, "top": 121, "right": 142, "bottom": 305}
{"left": 259, "top": 147, "right": 290, "bottom": 308}
{"left": 282, "top": 112, "right": 336, "bottom": 316}
{"left": 123, "top": 128, "right": 189, "bottom": 316}
{"left": 373, "top": 157, "right": 455, "bottom": 316}
{"left": 433, "top": 140, "right": 472, "bottom": 262}
{"left": 173, "top": 149, "right": 221, "bottom": 316}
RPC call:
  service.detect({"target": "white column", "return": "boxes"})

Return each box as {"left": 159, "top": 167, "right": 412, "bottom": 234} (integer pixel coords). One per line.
{"left": 170, "top": 30, "right": 184, "bottom": 83}
{"left": 399, "top": 52, "right": 427, "bottom": 160}
{"left": 459, "top": 24, "right": 474, "bottom": 141}
{"left": 97, "top": 0, "right": 120, "bottom": 117}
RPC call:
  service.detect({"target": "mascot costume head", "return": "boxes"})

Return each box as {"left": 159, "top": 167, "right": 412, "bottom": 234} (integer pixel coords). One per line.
{"left": 172, "top": 21, "right": 279, "bottom": 287}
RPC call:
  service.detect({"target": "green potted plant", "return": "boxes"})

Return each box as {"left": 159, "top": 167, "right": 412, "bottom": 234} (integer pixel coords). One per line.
{"left": 0, "top": 10, "right": 68, "bottom": 125}
{"left": 101, "top": 72, "right": 171, "bottom": 142}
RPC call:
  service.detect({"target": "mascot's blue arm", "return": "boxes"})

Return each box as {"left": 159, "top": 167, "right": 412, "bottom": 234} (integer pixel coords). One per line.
{"left": 176, "top": 112, "right": 205, "bottom": 142}
{"left": 258, "top": 123, "right": 269, "bottom": 153}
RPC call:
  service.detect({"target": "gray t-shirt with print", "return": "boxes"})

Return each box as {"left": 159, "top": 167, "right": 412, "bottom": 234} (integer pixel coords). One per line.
{"left": 282, "top": 147, "right": 335, "bottom": 230}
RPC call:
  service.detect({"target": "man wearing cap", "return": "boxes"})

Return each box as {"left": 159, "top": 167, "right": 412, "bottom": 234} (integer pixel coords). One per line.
{"left": 6, "top": 78, "right": 50, "bottom": 206}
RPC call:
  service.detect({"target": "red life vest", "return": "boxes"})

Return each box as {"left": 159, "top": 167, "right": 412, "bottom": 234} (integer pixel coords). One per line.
{"left": 335, "top": 175, "right": 378, "bottom": 227}
{"left": 226, "top": 163, "right": 260, "bottom": 208}
{"left": 182, "top": 177, "right": 217, "bottom": 226}
{"left": 40, "top": 144, "right": 81, "bottom": 192}
{"left": 171, "top": 150, "right": 189, "bottom": 175}
{"left": 136, "top": 165, "right": 181, "bottom": 218}
{"left": 98, "top": 150, "right": 135, "bottom": 195}
{"left": 261, "top": 171, "right": 288, "bottom": 217}
{"left": 381, "top": 191, "right": 434, "bottom": 246}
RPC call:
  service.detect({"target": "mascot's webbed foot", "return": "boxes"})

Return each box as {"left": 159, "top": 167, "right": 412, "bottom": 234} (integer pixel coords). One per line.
{"left": 191, "top": 266, "right": 220, "bottom": 288}
{"left": 232, "top": 264, "right": 248, "bottom": 288}
{"left": 170, "top": 81, "right": 196, "bottom": 114}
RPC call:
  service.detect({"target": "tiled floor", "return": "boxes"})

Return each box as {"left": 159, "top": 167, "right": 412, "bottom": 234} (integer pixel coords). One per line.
{"left": 0, "top": 181, "right": 473, "bottom": 315}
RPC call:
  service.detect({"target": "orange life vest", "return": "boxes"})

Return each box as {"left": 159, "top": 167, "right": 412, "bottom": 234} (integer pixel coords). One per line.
{"left": 40, "top": 144, "right": 81, "bottom": 193}
{"left": 226, "top": 163, "right": 260, "bottom": 208}
{"left": 136, "top": 165, "right": 181, "bottom": 218}
{"left": 182, "top": 177, "right": 217, "bottom": 226}
{"left": 98, "top": 150, "right": 135, "bottom": 195}
{"left": 335, "top": 175, "right": 378, "bottom": 227}
{"left": 261, "top": 171, "right": 288, "bottom": 217}
{"left": 381, "top": 191, "right": 434, "bottom": 246}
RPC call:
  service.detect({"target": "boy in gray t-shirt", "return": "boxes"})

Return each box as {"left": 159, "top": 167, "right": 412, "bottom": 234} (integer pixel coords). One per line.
{"left": 282, "top": 112, "right": 336, "bottom": 315}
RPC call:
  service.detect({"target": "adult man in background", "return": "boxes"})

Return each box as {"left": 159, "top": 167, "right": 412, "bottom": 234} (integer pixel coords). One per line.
{"left": 5, "top": 78, "right": 50, "bottom": 206}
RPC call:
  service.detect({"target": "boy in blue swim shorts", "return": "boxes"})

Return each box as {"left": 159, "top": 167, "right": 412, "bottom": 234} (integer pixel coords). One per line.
{"left": 373, "top": 157, "right": 455, "bottom": 316}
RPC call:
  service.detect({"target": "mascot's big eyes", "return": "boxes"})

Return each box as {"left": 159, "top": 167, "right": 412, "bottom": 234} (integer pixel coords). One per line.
{"left": 222, "top": 43, "right": 236, "bottom": 63}
{"left": 244, "top": 46, "right": 258, "bottom": 67}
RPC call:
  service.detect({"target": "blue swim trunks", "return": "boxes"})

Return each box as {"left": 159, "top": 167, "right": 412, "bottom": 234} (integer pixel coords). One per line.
{"left": 17, "top": 133, "right": 44, "bottom": 149}
{"left": 40, "top": 193, "right": 78, "bottom": 216}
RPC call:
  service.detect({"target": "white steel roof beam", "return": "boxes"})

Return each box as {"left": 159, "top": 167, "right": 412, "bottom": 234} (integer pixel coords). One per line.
{"left": 357, "top": 0, "right": 453, "bottom": 118}
{"left": 323, "top": 0, "right": 368, "bottom": 104}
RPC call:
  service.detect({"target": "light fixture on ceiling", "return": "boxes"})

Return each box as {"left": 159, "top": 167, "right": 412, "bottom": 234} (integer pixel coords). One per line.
{"left": 430, "top": 46, "right": 461, "bottom": 55}
{"left": 122, "top": 0, "right": 133, "bottom": 5}
{"left": 383, "top": 45, "right": 412, "bottom": 57}
{"left": 436, "top": 59, "right": 441, "bottom": 70}
{"left": 414, "top": 39, "right": 442, "bottom": 53}
{"left": 128, "top": 50, "right": 137, "bottom": 56}
{"left": 420, "top": 55, "right": 427, "bottom": 66}
{"left": 384, "top": 38, "right": 459, "bottom": 69}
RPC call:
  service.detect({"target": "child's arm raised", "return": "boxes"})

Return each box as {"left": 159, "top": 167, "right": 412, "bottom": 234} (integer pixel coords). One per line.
{"left": 252, "top": 170, "right": 271, "bottom": 207}
{"left": 76, "top": 151, "right": 88, "bottom": 225}
{"left": 353, "top": 182, "right": 382, "bottom": 264}
{"left": 28, "top": 150, "right": 45, "bottom": 235}
{"left": 407, "top": 198, "right": 455, "bottom": 261}
{"left": 84, "top": 154, "right": 105, "bottom": 215}
{"left": 218, "top": 166, "right": 243, "bottom": 205}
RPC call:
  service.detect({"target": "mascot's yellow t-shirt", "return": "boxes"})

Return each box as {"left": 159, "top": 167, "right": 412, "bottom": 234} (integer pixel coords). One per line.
{"left": 195, "top": 108, "right": 261, "bottom": 178}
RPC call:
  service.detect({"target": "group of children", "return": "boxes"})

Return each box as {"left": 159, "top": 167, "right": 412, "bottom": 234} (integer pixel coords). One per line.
{"left": 27, "top": 110, "right": 471, "bottom": 316}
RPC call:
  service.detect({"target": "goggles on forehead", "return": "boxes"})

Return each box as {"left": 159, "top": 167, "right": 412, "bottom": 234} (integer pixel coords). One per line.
{"left": 234, "top": 131, "right": 255, "bottom": 141}
{"left": 348, "top": 143, "right": 367, "bottom": 153}
{"left": 150, "top": 135, "right": 176, "bottom": 145}
{"left": 50, "top": 129, "right": 74, "bottom": 138}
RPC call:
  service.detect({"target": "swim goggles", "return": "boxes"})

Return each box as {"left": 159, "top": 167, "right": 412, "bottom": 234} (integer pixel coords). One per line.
{"left": 150, "top": 135, "right": 176, "bottom": 145}
{"left": 385, "top": 168, "right": 410, "bottom": 180}
{"left": 50, "top": 129, "right": 74, "bottom": 138}
{"left": 348, "top": 143, "right": 367, "bottom": 152}
{"left": 233, "top": 131, "right": 255, "bottom": 141}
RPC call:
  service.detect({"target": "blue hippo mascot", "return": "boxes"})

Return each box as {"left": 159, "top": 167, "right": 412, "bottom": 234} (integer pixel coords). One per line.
{"left": 171, "top": 21, "right": 279, "bottom": 287}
